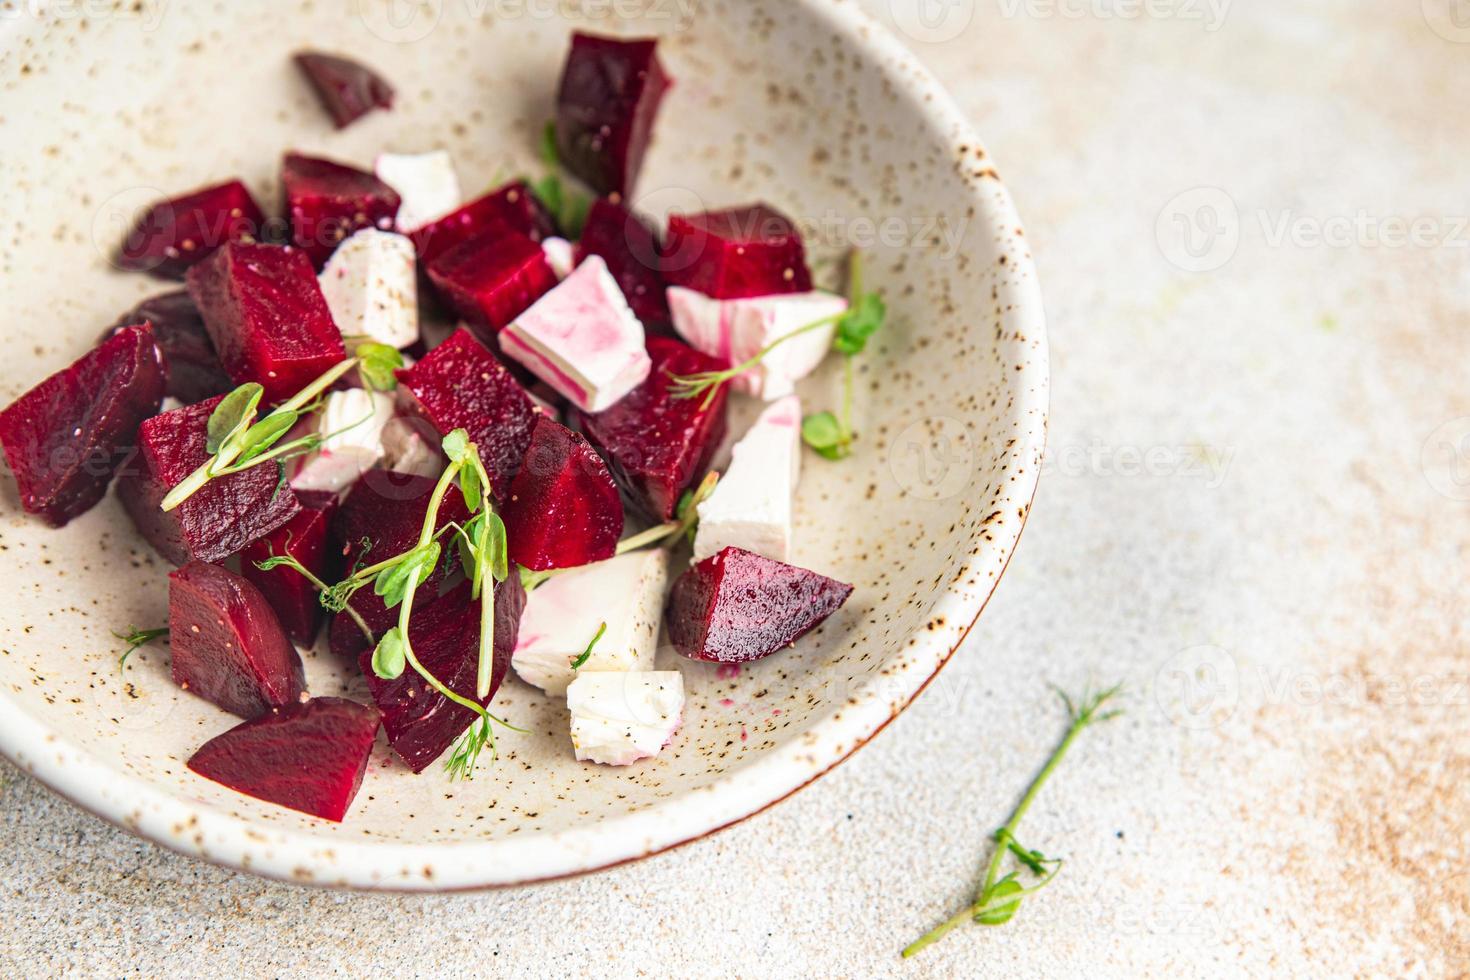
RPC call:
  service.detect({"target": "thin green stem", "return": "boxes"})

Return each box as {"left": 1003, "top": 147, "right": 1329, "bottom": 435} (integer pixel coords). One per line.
{"left": 901, "top": 866, "right": 1062, "bottom": 959}
{"left": 668, "top": 312, "right": 845, "bottom": 407}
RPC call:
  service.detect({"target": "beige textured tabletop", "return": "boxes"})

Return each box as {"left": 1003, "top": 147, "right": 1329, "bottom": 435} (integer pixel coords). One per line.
{"left": 4, "top": 1, "right": 1467, "bottom": 976}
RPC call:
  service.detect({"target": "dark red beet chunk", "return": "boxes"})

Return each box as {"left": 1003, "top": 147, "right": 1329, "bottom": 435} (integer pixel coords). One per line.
{"left": 186, "top": 241, "right": 346, "bottom": 403}
{"left": 394, "top": 329, "right": 538, "bottom": 499}
{"left": 577, "top": 197, "right": 669, "bottom": 328}
{"left": 423, "top": 225, "right": 557, "bottom": 340}
{"left": 116, "top": 179, "right": 266, "bottom": 279}
{"left": 0, "top": 325, "right": 164, "bottom": 527}
{"left": 117, "top": 394, "right": 302, "bottom": 564}
{"left": 105, "top": 291, "right": 233, "bottom": 404}
{"left": 555, "top": 32, "right": 671, "bottom": 199}
{"left": 294, "top": 51, "right": 395, "bottom": 129}
{"left": 282, "top": 152, "right": 401, "bottom": 267}
{"left": 501, "top": 416, "right": 622, "bottom": 571}
{"left": 666, "top": 547, "right": 853, "bottom": 664}
{"left": 169, "top": 560, "right": 306, "bottom": 719}
{"left": 410, "top": 181, "right": 555, "bottom": 266}
{"left": 663, "top": 204, "right": 813, "bottom": 299}
{"left": 574, "top": 337, "right": 727, "bottom": 521}
{"left": 238, "top": 490, "right": 339, "bottom": 646}
{"left": 358, "top": 576, "right": 525, "bottom": 773}
{"left": 187, "top": 697, "right": 380, "bottom": 822}
{"left": 327, "top": 474, "right": 471, "bottom": 659}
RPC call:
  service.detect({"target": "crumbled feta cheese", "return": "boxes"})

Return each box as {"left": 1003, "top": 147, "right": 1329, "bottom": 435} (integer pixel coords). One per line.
{"left": 373, "top": 150, "right": 462, "bottom": 232}
{"left": 567, "top": 670, "right": 685, "bottom": 766}
{"left": 379, "top": 415, "right": 444, "bottom": 479}
{"left": 512, "top": 550, "right": 668, "bottom": 696}
{"left": 318, "top": 229, "right": 419, "bottom": 350}
{"left": 541, "top": 236, "right": 577, "bottom": 279}
{"left": 289, "top": 389, "right": 396, "bottom": 494}
{"left": 499, "top": 255, "right": 651, "bottom": 413}
{"left": 693, "top": 395, "right": 801, "bottom": 562}
{"left": 668, "top": 287, "right": 848, "bottom": 399}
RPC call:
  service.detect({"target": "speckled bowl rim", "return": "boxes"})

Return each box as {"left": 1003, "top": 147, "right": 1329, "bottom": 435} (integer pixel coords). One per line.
{"left": 0, "top": 1, "right": 1048, "bottom": 890}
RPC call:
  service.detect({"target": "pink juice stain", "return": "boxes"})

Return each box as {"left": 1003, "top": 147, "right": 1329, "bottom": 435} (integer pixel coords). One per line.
{"left": 718, "top": 698, "right": 735, "bottom": 708}
{"left": 716, "top": 663, "right": 740, "bottom": 680}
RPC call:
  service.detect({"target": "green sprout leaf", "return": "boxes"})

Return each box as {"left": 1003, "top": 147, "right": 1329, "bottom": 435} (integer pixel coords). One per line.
{"left": 459, "top": 462, "right": 482, "bottom": 513}
{"left": 801, "top": 411, "right": 849, "bottom": 461}
{"left": 114, "top": 625, "right": 169, "bottom": 667}
{"left": 355, "top": 342, "right": 404, "bottom": 392}
{"left": 441, "top": 428, "right": 470, "bottom": 464}
{"left": 975, "top": 877, "right": 1024, "bottom": 926}
{"left": 371, "top": 627, "right": 407, "bottom": 680}
{"left": 570, "top": 621, "right": 607, "bottom": 671}
{"left": 374, "top": 542, "right": 440, "bottom": 610}
{"left": 206, "top": 383, "right": 264, "bottom": 455}
{"left": 233, "top": 409, "right": 298, "bottom": 463}
{"left": 539, "top": 119, "right": 560, "bottom": 167}
{"left": 484, "top": 512, "right": 508, "bottom": 583}
{"left": 833, "top": 291, "right": 887, "bottom": 355}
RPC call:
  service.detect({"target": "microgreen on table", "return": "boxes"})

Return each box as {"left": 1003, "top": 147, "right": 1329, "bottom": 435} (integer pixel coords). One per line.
{"left": 801, "top": 252, "right": 886, "bottom": 461}
{"left": 160, "top": 344, "right": 403, "bottom": 512}
{"left": 113, "top": 626, "right": 169, "bottom": 667}
{"left": 901, "top": 684, "right": 1123, "bottom": 959}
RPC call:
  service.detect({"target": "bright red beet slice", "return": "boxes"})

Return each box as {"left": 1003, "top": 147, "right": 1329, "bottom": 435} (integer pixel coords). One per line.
{"left": 169, "top": 560, "right": 306, "bottom": 719}
{"left": 238, "top": 490, "right": 339, "bottom": 646}
{"left": 423, "top": 225, "right": 557, "bottom": 340}
{"left": 666, "top": 547, "right": 853, "bottom": 664}
{"left": 187, "top": 697, "right": 380, "bottom": 822}
{"left": 0, "top": 325, "right": 164, "bottom": 526}
{"left": 358, "top": 576, "right": 525, "bottom": 773}
{"left": 115, "top": 179, "right": 266, "bottom": 279}
{"left": 282, "top": 152, "right": 401, "bottom": 267}
{"left": 116, "top": 394, "right": 302, "bottom": 565}
{"left": 294, "top": 51, "right": 395, "bottom": 129}
{"left": 663, "top": 204, "right": 812, "bottom": 299}
{"left": 410, "top": 181, "right": 555, "bottom": 266}
{"left": 394, "top": 329, "right": 537, "bottom": 499}
{"left": 327, "top": 473, "right": 471, "bottom": 659}
{"left": 573, "top": 337, "right": 728, "bottom": 521}
{"left": 501, "top": 416, "right": 622, "bottom": 571}
{"left": 555, "top": 32, "right": 671, "bottom": 199}
{"left": 185, "top": 241, "right": 346, "bottom": 403}
{"left": 105, "top": 291, "right": 233, "bottom": 404}
{"left": 576, "top": 197, "right": 669, "bottom": 328}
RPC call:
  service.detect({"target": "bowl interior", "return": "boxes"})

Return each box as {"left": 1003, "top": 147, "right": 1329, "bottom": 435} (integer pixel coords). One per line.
{"left": 0, "top": 0, "right": 1045, "bottom": 886}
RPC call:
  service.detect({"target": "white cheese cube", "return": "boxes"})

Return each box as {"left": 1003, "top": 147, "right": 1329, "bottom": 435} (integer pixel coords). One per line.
{"left": 693, "top": 395, "right": 802, "bottom": 562}
{"left": 541, "top": 236, "right": 577, "bottom": 279}
{"left": 289, "top": 389, "right": 396, "bottom": 494}
{"left": 499, "top": 255, "right": 651, "bottom": 413}
{"left": 668, "top": 287, "right": 848, "bottom": 400}
{"left": 319, "top": 229, "right": 419, "bottom": 350}
{"left": 567, "top": 670, "right": 685, "bottom": 766}
{"left": 379, "top": 416, "right": 444, "bottom": 479}
{"left": 512, "top": 550, "right": 668, "bottom": 696}
{"left": 373, "top": 150, "right": 462, "bottom": 233}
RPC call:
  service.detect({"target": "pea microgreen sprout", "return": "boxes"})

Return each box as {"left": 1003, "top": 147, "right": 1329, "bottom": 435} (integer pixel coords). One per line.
{"left": 901, "top": 684, "right": 1124, "bottom": 959}
{"left": 612, "top": 471, "right": 720, "bottom": 554}
{"left": 570, "top": 621, "right": 607, "bottom": 671}
{"left": 666, "top": 313, "right": 848, "bottom": 410}
{"left": 160, "top": 343, "right": 404, "bottom": 512}
{"left": 801, "top": 251, "right": 886, "bottom": 461}
{"left": 114, "top": 625, "right": 169, "bottom": 667}
{"left": 527, "top": 120, "right": 592, "bottom": 238}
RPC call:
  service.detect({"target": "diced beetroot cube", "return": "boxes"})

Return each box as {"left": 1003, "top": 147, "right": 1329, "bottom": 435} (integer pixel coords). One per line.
{"left": 104, "top": 291, "right": 233, "bottom": 404}
{"left": 576, "top": 197, "right": 669, "bottom": 328}
{"left": 282, "top": 152, "right": 401, "bottom": 267}
{"left": 573, "top": 337, "right": 727, "bottom": 521}
{"left": 116, "top": 394, "right": 302, "bottom": 565}
{"left": 0, "top": 325, "right": 164, "bottom": 526}
{"left": 666, "top": 547, "right": 853, "bottom": 664}
{"left": 663, "top": 204, "right": 812, "bottom": 299}
{"left": 423, "top": 226, "right": 557, "bottom": 340}
{"left": 186, "top": 241, "right": 346, "bottom": 403}
{"left": 500, "top": 416, "right": 622, "bottom": 571}
{"left": 187, "top": 697, "right": 380, "bottom": 822}
{"left": 327, "top": 473, "right": 471, "bottom": 659}
{"left": 168, "top": 560, "right": 306, "bottom": 719}
{"left": 410, "top": 181, "right": 555, "bottom": 266}
{"left": 394, "top": 329, "right": 538, "bottom": 499}
{"left": 116, "top": 179, "right": 266, "bottom": 279}
{"left": 294, "top": 51, "right": 394, "bottom": 129}
{"left": 238, "top": 490, "right": 339, "bottom": 646}
{"left": 358, "top": 575, "right": 525, "bottom": 773}
{"left": 555, "top": 32, "right": 671, "bottom": 199}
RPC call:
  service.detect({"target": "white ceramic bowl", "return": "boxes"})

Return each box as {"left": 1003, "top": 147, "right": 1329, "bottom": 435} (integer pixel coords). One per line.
{"left": 0, "top": 0, "right": 1046, "bottom": 888}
